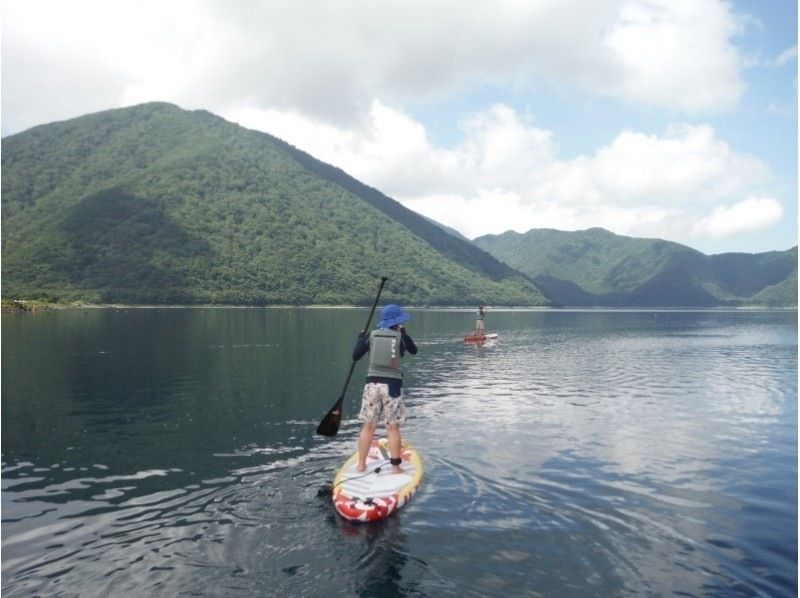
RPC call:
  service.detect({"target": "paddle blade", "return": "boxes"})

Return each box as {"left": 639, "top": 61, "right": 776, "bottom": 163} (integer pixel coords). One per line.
{"left": 316, "top": 396, "right": 344, "bottom": 437}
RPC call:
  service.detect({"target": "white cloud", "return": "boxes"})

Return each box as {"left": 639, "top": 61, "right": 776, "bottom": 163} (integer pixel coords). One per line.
{"left": 588, "top": 124, "right": 767, "bottom": 201}
{"left": 692, "top": 197, "right": 784, "bottom": 238}
{"left": 2, "top": 0, "right": 746, "bottom": 134}
{"left": 1, "top": 0, "right": 227, "bottom": 131}
{"left": 229, "top": 101, "right": 777, "bottom": 244}
{"left": 227, "top": 99, "right": 450, "bottom": 196}
{"left": 771, "top": 45, "right": 798, "bottom": 68}
{"left": 602, "top": 0, "right": 744, "bottom": 111}
{"left": 1, "top": 0, "right": 785, "bottom": 251}
{"left": 401, "top": 191, "right": 675, "bottom": 239}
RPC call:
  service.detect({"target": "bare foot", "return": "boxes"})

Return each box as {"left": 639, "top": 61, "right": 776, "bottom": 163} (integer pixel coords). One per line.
{"left": 356, "top": 464, "right": 366, "bottom": 472}
{"left": 391, "top": 465, "right": 403, "bottom": 474}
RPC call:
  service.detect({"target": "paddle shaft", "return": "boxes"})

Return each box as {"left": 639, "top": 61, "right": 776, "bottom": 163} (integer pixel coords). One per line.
{"left": 316, "top": 276, "right": 387, "bottom": 436}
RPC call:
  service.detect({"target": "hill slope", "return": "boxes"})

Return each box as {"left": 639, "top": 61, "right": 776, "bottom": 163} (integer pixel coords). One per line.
{"left": 473, "top": 228, "right": 797, "bottom": 307}
{"left": 2, "top": 102, "right": 547, "bottom": 306}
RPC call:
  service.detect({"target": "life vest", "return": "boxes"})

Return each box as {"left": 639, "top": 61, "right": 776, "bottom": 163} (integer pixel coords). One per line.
{"left": 366, "top": 328, "right": 403, "bottom": 380}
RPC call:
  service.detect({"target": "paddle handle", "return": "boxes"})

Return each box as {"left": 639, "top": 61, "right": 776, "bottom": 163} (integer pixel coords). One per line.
{"left": 365, "top": 277, "right": 389, "bottom": 328}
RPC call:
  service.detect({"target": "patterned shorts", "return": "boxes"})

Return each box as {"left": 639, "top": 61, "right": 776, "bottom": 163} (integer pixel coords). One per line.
{"left": 358, "top": 382, "right": 405, "bottom": 426}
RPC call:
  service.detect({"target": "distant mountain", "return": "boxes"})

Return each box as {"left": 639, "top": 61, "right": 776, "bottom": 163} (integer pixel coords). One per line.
{"left": 473, "top": 227, "right": 797, "bottom": 307}
{"left": 1, "top": 102, "right": 547, "bottom": 306}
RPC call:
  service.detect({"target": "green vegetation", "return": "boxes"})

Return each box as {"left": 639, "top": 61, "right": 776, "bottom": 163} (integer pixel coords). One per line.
{"left": 474, "top": 228, "right": 797, "bottom": 307}
{"left": 2, "top": 103, "right": 547, "bottom": 306}
{"left": 6, "top": 103, "right": 792, "bottom": 309}
{"left": 1, "top": 298, "right": 56, "bottom": 312}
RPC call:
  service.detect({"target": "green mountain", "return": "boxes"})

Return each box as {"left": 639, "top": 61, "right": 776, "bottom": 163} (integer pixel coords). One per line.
{"left": 2, "top": 102, "right": 547, "bottom": 306}
{"left": 473, "top": 227, "right": 797, "bottom": 307}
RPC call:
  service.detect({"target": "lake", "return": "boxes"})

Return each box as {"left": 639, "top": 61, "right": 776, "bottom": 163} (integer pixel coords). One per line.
{"left": 2, "top": 307, "right": 797, "bottom": 596}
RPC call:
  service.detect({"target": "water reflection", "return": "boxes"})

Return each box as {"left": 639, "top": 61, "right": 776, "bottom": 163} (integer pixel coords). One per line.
{"left": 407, "top": 309, "right": 796, "bottom": 595}
{"left": 2, "top": 308, "right": 796, "bottom": 596}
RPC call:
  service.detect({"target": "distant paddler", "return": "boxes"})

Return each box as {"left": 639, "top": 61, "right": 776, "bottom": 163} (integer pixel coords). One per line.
{"left": 475, "top": 305, "right": 487, "bottom": 337}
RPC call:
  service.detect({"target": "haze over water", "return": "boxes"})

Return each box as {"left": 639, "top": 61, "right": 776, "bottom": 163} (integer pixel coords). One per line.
{"left": 2, "top": 308, "right": 796, "bottom": 596}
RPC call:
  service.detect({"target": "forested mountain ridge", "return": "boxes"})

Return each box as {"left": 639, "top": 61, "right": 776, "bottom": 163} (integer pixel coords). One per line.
{"left": 474, "top": 228, "right": 797, "bottom": 307}
{"left": 1, "top": 102, "right": 547, "bottom": 305}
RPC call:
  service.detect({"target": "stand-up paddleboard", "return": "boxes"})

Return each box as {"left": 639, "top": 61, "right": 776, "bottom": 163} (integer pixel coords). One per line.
{"left": 332, "top": 438, "right": 422, "bottom": 522}
{"left": 464, "top": 332, "right": 498, "bottom": 342}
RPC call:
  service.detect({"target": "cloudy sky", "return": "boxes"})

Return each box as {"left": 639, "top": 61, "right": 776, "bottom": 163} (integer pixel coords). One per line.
{"left": 2, "top": 0, "right": 796, "bottom": 254}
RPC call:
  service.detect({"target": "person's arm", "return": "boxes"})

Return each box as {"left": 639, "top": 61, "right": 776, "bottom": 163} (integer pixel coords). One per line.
{"left": 353, "top": 331, "right": 369, "bottom": 361}
{"left": 400, "top": 328, "right": 418, "bottom": 355}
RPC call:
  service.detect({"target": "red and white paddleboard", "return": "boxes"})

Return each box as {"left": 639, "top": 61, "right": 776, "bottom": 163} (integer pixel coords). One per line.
{"left": 463, "top": 332, "right": 498, "bottom": 342}
{"left": 332, "top": 438, "right": 423, "bottom": 522}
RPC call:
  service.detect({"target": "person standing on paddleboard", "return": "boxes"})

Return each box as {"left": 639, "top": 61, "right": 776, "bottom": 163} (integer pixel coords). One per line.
{"left": 352, "top": 304, "right": 418, "bottom": 474}
{"left": 475, "top": 305, "right": 487, "bottom": 336}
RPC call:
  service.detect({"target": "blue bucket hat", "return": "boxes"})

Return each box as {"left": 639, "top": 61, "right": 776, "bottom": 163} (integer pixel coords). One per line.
{"left": 377, "top": 304, "right": 410, "bottom": 329}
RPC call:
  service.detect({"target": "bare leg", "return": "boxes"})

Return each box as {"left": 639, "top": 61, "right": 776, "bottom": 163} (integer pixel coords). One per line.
{"left": 386, "top": 424, "right": 402, "bottom": 473}
{"left": 357, "top": 423, "right": 375, "bottom": 472}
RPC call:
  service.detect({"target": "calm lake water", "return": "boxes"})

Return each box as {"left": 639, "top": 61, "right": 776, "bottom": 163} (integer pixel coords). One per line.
{"left": 2, "top": 308, "right": 797, "bottom": 596}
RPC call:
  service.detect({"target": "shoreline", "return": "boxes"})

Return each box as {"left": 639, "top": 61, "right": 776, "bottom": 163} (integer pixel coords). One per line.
{"left": 2, "top": 299, "right": 796, "bottom": 313}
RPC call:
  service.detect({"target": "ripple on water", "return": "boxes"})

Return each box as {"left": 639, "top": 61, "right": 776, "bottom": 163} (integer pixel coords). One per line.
{"left": 2, "top": 309, "right": 796, "bottom": 596}
{"left": 2, "top": 449, "right": 343, "bottom": 596}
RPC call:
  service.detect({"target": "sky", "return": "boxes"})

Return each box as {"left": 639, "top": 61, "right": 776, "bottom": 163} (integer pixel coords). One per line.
{"left": 2, "top": 0, "right": 797, "bottom": 255}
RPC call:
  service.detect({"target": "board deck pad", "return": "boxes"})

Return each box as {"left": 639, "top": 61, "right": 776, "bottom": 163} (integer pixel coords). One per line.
{"left": 332, "top": 438, "right": 423, "bottom": 522}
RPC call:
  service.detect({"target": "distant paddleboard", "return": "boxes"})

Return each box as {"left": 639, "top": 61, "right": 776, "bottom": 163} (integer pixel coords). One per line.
{"left": 463, "top": 332, "right": 498, "bottom": 342}
{"left": 332, "top": 438, "right": 423, "bottom": 522}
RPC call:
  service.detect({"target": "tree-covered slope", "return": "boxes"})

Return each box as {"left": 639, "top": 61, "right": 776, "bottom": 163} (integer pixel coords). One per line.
{"left": 474, "top": 227, "right": 797, "bottom": 307}
{"left": 2, "top": 102, "right": 547, "bottom": 305}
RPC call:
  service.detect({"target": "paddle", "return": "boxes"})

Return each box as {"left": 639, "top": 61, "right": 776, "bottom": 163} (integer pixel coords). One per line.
{"left": 316, "top": 276, "right": 388, "bottom": 437}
